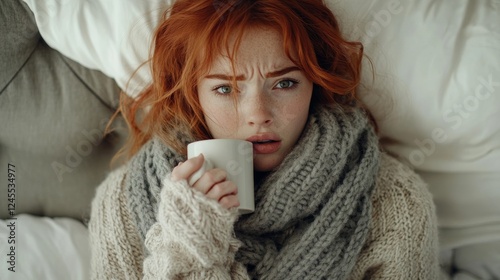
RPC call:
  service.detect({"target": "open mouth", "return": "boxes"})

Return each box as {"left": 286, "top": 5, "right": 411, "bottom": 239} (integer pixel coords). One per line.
{"left": 253, "top": 140, "right": 275, "bottom": 143}
{"left": 246, "top": 133, "right": 282, "bottom": 154}
{"left": 251, "top": 140, "right": 281, "bottom": 154}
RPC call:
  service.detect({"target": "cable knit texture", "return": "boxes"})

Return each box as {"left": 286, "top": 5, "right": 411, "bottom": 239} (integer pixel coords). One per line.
{"left": 232, "top": 106, "right": 378, "bottom": 279}
{"left": 89, "top": 105, "right": 441, "bottom": 279}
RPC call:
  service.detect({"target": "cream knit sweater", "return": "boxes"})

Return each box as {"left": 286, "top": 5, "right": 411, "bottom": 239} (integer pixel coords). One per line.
{"left": 89, "top": 153, "right": 441, "bottom": 279}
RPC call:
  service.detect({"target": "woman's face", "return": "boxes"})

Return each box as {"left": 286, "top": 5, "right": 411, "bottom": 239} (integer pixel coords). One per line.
{"left": 197, "top": 27, "right": 313, "bottom": 172}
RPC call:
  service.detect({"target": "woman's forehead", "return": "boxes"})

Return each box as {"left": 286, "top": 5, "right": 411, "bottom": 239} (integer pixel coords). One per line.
{"left": 203, "top": 27, "right": 298, "bottom": 74}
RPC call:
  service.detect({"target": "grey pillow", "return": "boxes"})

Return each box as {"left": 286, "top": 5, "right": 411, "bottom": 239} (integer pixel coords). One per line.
{"left": 0, "top": 0, "right": 127, "bottom": 222}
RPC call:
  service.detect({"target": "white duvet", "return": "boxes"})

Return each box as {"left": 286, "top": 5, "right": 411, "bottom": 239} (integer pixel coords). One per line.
{"left": 0, "top": 214, "right": 90, "bottom": 280}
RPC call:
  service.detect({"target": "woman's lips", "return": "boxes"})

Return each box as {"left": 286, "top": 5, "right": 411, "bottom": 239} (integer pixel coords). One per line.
{"left": 252, "top": 141, "right": 281, "bottom": 154}
{"left": 246, "top": 133, "right": 282, "bottom": 154}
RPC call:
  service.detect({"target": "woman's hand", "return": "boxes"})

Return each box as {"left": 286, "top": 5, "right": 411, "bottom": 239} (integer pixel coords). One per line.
{"left": 171, "top": 154, "right": 240, "bottom": 209}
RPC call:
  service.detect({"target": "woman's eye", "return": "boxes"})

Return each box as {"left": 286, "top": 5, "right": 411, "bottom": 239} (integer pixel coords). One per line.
{"left": 215, "top": 85, "right": 232, "bottom": 95}
{"left": 275, "top": 80, "right": 297, "bottom": 89}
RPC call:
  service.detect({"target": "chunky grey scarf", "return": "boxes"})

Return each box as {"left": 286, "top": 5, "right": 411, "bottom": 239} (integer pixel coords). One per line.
{"left": 125, "top": 105, "right": 380, "bottom": 279}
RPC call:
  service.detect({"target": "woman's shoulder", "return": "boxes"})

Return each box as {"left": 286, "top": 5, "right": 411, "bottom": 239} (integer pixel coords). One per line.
{"left": 371, "top": 152, "right": 438, "bottom": 240}
{"left": 374, "top": 152, "right": 434, "bottom": 207}
{"left": 372, "top": 153, "right": 437, "bottom": 245}
{"left": 89, "top": 164, "right": 146, "bottom": 279}
{"left": 91, "top": 165, "right": 128, "bottom": 208}
{"left": 351, "top": 153, "right": 441, "bottom": 280}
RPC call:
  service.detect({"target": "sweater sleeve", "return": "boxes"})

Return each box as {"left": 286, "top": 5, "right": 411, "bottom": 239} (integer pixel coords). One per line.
{"left": 349, "top": 154, "right": 443, "bottom": 280}
{"left": 89, "top": 166, "right": 146, "bottom": 280}
{"left": 142, "top": 174, "right": 250, "bottom": 280}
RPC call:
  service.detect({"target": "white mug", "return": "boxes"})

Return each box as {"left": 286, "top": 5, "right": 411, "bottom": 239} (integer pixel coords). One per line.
{"left": 187, "top": 139, "right": 254, "bottom": 214}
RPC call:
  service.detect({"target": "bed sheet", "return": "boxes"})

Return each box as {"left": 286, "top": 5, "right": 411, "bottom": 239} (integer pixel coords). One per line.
{"left": 0, "top": 214, "right": 90, "bottom": 280}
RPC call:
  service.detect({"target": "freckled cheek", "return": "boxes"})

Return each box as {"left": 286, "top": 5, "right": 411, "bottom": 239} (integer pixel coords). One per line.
{"left": 278, "top": 94, "right": 311, "bottom": 128}
{"left": 204, "top": 106, "right": 240, "bottom": 137}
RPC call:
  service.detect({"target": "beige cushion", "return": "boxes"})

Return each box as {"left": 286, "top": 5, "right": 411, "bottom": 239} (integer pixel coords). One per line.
{"left": 0, "top": 0, "right": 126, "bottom": 221}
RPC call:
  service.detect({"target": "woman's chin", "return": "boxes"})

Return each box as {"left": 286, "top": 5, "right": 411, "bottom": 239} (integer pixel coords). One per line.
{"left": 253, "top": 154, "right": 283, "bottom": 172}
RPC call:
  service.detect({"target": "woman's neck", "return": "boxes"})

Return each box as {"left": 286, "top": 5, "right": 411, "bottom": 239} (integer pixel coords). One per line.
{"left": 254, "top": 171, "right": 270, "bottom": 186}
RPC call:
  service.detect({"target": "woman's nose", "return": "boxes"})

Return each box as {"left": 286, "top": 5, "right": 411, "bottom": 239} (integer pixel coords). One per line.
{"left": 242, "top": 92, "right": 273, "bottom": 127}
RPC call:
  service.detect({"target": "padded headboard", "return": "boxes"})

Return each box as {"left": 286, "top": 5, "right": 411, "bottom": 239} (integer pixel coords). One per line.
{"left": 0, "top": 0, "right": 127, "bottom": 221}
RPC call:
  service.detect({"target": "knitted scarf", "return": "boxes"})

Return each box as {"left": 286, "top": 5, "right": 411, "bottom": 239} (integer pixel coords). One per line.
{"left": 125, "top": 105, "right": 380, "bottom": 279}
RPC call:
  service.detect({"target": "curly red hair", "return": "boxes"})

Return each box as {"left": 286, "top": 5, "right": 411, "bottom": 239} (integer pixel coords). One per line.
{"left": 117, "top": 0, "right": 367, "bottom": 160}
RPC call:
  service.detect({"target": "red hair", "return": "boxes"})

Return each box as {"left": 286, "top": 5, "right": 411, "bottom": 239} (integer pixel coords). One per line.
{"left": 117, "top": 0, "right": 367, "bottom": 160}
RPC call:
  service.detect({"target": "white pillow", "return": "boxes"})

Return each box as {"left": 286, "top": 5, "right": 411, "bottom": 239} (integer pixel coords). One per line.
{"left": 328, "top": 0, "right": 500, "bottom": 173}
{"left": 0, "top": 214, "right": 90, "bottom": 280}
{"left": 326, "top": 0, "right": 500, "bottom": 248}
{"left": 22, "top": 0, "right": 173, "bottom": 98}
{"left": 24, "top": 0, "right": 500, "bottom": 248}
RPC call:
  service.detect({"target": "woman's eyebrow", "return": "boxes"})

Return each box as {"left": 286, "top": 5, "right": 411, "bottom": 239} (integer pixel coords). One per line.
{"left": 204, "top": 66, "right": 301, "bottom": 80}
{"left": 266, "top": 66, "right": 301, "bottom": 78}
{"left": 203, "top": 74, "right": 245, "bottom": 81}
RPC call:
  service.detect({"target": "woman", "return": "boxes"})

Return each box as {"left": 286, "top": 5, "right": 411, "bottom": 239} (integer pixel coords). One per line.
{"left": 90, "top": 0, "right": 440, "bottom": 279}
